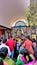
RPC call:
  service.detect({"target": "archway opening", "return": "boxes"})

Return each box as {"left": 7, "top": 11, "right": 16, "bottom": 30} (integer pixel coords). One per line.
{"left": 11, "top": 19, "right": 28, "bottom": 38}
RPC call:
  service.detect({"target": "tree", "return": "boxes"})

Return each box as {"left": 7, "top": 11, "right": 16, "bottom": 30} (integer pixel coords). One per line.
{"left": 26, "top": 6, "right": 37, "bottom": 26}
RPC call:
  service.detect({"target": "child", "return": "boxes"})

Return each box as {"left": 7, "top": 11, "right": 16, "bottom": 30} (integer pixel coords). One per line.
{"left": 0, "top": 47, "right": 15, "bottom": 65}
{"left": 24, "top": 49, "right": 34, "bottom": 64}
{"left": 16, "top": 47, "right": 26, "bottom": 65}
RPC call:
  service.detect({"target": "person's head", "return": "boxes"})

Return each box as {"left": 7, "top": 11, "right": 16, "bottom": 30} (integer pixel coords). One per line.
{"left": 10, "top": 36, "right": 12, "bottom": 38}
{"left": 21, "top": 34, "right": 24, "bottom": 36}
{"left": 23, "top": 48, "right": 29, "bottom": 57}
{"left": 24, "top": 49, "right": 33, "bottom": 62}
{"left": 0, "top": 57, "right": 3, "bottom": 65}
{"left": 24, "top": 51, "right": 29, "bottom": 61}
{"left": 32, "top": 38, "right": 36, "bottom": 43}
{"left": 19, "top": 48, "right": 25, "bottom": 55}
{"left": 0, "top": 47, "right": 8, "bottom": 59}
{"left": 17, "top": 37, "right": 22, "bottom": 43}
{"left": 26, "top": 36, "right": 31, "bottom": 40}
{"left": 3, "top": 39, "right": 7, "bottom": 44}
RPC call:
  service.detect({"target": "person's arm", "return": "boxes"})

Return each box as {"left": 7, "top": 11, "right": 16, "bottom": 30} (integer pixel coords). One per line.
{"left": 29, "top": 54, "right": 35, "bottom": 60}
{"left": 7, "top": 46, "right": 11, "bottom": 57}
{"left": 21, "top": 43, "right": 25, "bottom": 48}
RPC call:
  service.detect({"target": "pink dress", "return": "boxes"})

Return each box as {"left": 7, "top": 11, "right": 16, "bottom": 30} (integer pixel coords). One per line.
{"left": 4, "top": 62, "right": 8, "bottom": 65}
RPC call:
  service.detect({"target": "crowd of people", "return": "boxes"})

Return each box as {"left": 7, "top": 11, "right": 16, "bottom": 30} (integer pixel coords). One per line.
{"left": 0, "top": 34, "right": 37, "bottom": 65}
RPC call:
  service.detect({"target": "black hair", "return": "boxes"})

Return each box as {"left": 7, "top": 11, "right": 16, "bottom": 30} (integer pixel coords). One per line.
{"left": 24, "top": 49, "right": 33, "bottom": 63}
{"left": 3, "top": 39, "right": 7, "bottom": 43}
{"left": 26, "top": 36, "right": 30, "bottom": 40}
{"left": 32, "top": 38, "right": 36, "bottom": 43}
{"left": 10, "top": 36, "right": 12, "bottom": 38}
{"left": 0, "top": 57, "right": 3, "bottom": 65}
{"left": 0, "top": 47, "right": 8, "bottom": 59}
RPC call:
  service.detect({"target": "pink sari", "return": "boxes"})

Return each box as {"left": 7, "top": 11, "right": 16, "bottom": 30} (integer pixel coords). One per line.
{"left": 25, "top": 60, "right": 35, "bottom": 65}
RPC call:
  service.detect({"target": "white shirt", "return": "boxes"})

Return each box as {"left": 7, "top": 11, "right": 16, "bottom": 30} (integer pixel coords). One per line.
{"left": 0, "top": 43, "right": 11, "bottom": 57}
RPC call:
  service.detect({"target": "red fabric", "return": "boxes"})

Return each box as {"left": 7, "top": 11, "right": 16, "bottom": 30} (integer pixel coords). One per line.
{"left": 24, "top": 39, "right": 34, "bottom": 54}
{"left": 6, "top": 38, "right": 16, "bottom": 51}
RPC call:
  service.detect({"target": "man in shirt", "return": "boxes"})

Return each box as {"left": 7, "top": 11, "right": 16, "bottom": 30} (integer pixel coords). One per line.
{"left": 0, "top": 39, "right": 11, "bottom": 58}
{"left": 6, "top": 37, "right": 16, "bottom": 59}
{"left": 22, "top": 36, "right": 34, "bottom": 55}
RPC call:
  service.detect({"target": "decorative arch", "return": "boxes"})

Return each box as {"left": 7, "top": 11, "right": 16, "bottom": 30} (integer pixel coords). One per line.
{"left": 12, "top": 19, "right": 28, "bottom": 27}
{"left": 11, "top": 19, "right": 28, "bottom": 36}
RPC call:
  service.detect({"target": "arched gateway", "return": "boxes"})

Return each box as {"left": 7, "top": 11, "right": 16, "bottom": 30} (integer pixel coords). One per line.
{"left": 12, "top": 19, "right": 28, "bottom": 35}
